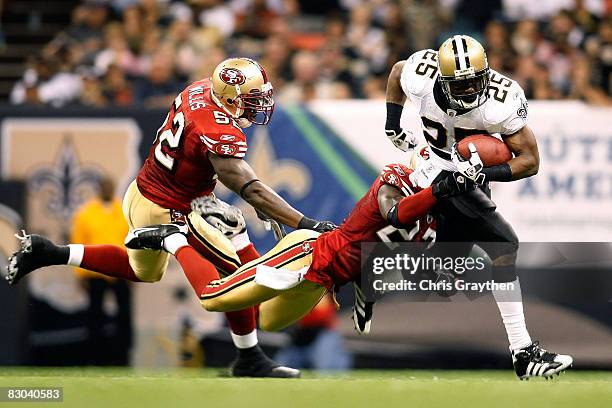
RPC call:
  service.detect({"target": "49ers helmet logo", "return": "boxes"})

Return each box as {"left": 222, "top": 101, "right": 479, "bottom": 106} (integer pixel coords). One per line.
{"left": 219, "top": 68, "right": 246, "bottom": 85}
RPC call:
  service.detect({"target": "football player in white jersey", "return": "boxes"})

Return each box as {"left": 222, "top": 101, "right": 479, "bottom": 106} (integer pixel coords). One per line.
{"left": 384, "top": 35, "right": 573, "bottom": 380}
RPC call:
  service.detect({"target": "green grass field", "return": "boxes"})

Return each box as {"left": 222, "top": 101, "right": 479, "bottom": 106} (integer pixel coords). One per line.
{"left": 0, "top": 368, "right": 610, "bottom": 408}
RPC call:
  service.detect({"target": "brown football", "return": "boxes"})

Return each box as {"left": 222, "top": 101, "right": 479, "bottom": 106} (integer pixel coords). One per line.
{"left": 457, "top": 134, "right": 513, "bottom": 166}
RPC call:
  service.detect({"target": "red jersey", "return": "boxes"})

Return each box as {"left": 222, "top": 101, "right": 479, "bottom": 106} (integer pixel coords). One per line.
{"left": 137, "top": 79, "right": 247, "bottom": 213}
{"left": 306, "top": 163, "right": 436, "bottom": 290}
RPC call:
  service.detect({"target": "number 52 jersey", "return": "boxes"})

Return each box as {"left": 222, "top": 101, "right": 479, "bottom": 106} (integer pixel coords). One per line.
{"left": 400, "top": 49, "right": 529, "bottom": 172}
{"left": 137, "top": 78, "right": 247, "bottom": 213}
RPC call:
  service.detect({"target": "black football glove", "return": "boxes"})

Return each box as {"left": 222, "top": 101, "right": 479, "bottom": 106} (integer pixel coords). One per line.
{"left": 431, "top": 171, "right": 476, "bottom": 199}
{"left": 298, "top": 216, "right": 337, "bottom": 233}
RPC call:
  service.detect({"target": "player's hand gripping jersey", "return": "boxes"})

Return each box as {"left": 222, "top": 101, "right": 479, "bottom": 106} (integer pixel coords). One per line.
{"left": 306, "top": 163, "right": 435, "bottom": 289}
{"left": 400, "top": 49, "right": 528, "bottom": 172}
{"left": 137, "top": 79, "right": 247, "bottom": 213}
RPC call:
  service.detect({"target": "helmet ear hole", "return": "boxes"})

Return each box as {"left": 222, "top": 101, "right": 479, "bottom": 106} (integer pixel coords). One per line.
{"left": 227, "top": 98, "right": 233, "bottom": 103}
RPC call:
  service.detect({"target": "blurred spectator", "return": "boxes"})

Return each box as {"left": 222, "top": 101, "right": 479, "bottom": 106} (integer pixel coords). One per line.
{"left": 11, "top": 56, "right": 82, "bottom": 107}
{"left": 71, "top": 176, "right": 133, "bottom": 366}
{"left": 569, "top": 56, "right": 611, "bottom": 104}
{"left": 94, "top": 22, "right": 141, "bottom": 76}
{"left": 233, "top": 0, "right": 284, "bottom": 39}
{"left": 484, "top": 21, "right": 516, "bottom": 73}
{"left": 259, "top": 35, "right": 292, "bottom": 89}
{"left": 134, "top": 47, "right": 185, "bottom": 108}
{"left": 122, "top": 5, "right": 144, "bottom": 52}
{"left": 275, "top": 295, "right": 352, "bottom": 371}
{"left": 7, "top": 0, "right": 611, "bottom": 106}
{"left": 78, "top": 68, "right": 107, "bottom": 107}
{"left": 66, "top": 1, "right": 109, "bottom": 43}
{"left": 346, "top": 4, "right": 388, "bottom": 74}
{"left": 102, "top": 64, "right": 134, "bottom": 106}
{"left": 278, "top": 51, "right": 350, "bottom": 103}
{"left": 193, "top": 0, "right": 236, "bottom": 39}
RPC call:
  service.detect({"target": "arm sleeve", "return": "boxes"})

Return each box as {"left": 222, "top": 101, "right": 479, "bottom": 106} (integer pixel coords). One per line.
{"left": 393, "top": 187, "right": 436, "bottom": 226}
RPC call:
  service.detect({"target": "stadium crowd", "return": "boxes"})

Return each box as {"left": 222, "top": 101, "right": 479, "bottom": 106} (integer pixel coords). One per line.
{"left": 9, "top": 0, "right": 612, "bottom": 107}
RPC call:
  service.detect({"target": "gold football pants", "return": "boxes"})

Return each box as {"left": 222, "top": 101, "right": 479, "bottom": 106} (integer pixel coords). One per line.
{"left": 200, "top": 229, "right": 328, "bottom": 331}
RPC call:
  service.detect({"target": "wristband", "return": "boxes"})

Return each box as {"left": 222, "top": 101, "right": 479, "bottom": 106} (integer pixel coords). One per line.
{"left": 482, "top": 163, "right": 512, "bottom": 182}
{"left": 239, "top": 179, "right": 261, "bottom": 198}
{"left": 385, "top": 102, "right": 403, "bottom": 132}
{"left": 297, "top": 216, "right": 317, "bottom": 230}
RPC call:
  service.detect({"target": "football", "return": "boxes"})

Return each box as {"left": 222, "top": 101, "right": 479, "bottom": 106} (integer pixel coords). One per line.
{"left": 457, "top": 134, "right": 513, "bottom": 166}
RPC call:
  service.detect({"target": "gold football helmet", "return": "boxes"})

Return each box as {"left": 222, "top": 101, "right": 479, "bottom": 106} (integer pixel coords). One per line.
{"left": 211, "top": 58, "right": 274, "bottom": 125}
{"left": 437, "top": 35, "right": 489, "bottom": 110}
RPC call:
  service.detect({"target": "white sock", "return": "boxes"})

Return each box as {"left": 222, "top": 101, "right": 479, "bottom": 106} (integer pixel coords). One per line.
{"left": 163, "top": 233, "right": 188, "bottom": 255}
{"left": 230, "top": 329, "right": 258, "bottom": 349}
{"left": 67, "top": 244, "right": 84, "bottom": 266}
{"left": 492, "top": 278, "right": 532, "bottom": 351}
{"left": 231, "top": 230, "right": 251, "bottom": 252}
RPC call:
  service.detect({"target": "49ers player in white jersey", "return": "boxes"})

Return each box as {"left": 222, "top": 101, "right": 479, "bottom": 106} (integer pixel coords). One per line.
{"left": 6, "top": 58, "right": 334, "bottom": 378}
{"left": 384, "top": 35, "right": 572, "bottom": 380}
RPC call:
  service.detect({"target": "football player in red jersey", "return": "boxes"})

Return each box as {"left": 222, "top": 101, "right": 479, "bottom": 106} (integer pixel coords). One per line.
{"left": 123, "top": 161, "right": 471, "bottom": 336}
{"left": 5, "top": 58, "right": 334, "bottom": 377}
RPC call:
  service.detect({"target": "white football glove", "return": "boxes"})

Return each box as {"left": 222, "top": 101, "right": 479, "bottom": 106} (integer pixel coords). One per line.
{"left": 352, "top": 283, "right": 374, "bottom": 335}
{"left": 190, "top": 195, "right": 246, "bottom": 239}
{"left": 385, "top": 128, "right": 417, "bottom": 152}
{"left": 451, "top": 142, "right": 486, "bottom": 184}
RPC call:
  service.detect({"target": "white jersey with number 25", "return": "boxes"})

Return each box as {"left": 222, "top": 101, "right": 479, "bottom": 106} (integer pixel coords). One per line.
{"left": 400, "top": 49, "right": 528, "bottom": 174}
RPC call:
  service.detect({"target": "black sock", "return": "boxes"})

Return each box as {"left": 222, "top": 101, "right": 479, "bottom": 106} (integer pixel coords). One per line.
{"left": 51, "top": 245, "right": 70, "bottom": 265}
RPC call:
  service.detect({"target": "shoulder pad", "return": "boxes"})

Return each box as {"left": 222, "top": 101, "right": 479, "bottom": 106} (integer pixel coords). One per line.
{"left": 482, "top": 71, "right": 528, "bottom": 135}
{"left": 194, "top": 109, "right": 247, "bottom": 158}
{"left": 400, "top": 49, "right": 438, "bottom": 98}
{"left": 380, "top": 163, "right": 417, "bottom": 195}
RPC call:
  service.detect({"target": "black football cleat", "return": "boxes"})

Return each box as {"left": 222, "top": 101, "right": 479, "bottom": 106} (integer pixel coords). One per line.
{"left": 229, "top": 345, "right": 300, "bottom": 378}
{"left": 124, "top": 223, "right": 188, "bottom": 251}
{"left": 512, "top": 341, "right": 573, "bottom": 380}
{"left": 352, "top": 283, "right": 374, "bottom": 335}
{"left": 4, "top": 231, "right": 69, "bottom": 285}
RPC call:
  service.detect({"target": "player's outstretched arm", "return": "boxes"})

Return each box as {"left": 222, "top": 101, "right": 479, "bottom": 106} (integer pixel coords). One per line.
{"left": 210, "top": 153, "right": 335, "bottom": 232}
{"left": 210, "top": 153, "right": 303, "bottom": 228}
{"left": 378, "top": 174, "right": 474, "bottom": 228}
{"left": 503, "top": 125, "right": 540, "bottom": 180}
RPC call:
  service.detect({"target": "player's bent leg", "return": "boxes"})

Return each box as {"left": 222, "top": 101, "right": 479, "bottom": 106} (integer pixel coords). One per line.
{"left": 122, "top": 180, "right": 172, "bottom": 282}
{"left": 259, "top": 281, "right": 327, "bottom": 332}
{"left": 185, "top": 208, "right": 300, "bottom": 378}
{"left": 184, "top": 210, "right": 260, "bottom": 357}
{"left": 186, "top": 211, "right": 241, "bottom": 275}
{"left": 202, "top": 280, "right": 280, "bottom": 312}
{"left": 201, "top": 228, "right": 320, "bottom": 313}
{"left": 5, "top": 235, "right": 142, "bottom": 285}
